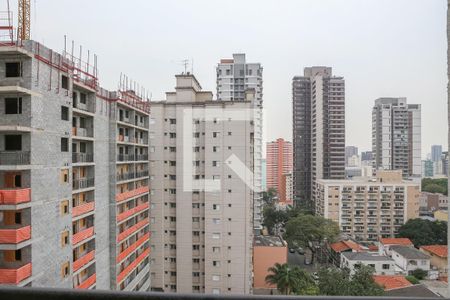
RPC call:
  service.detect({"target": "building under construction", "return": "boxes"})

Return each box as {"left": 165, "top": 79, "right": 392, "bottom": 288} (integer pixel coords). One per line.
{"left": 0, "top": 39, "right": 151, "bottom": 291}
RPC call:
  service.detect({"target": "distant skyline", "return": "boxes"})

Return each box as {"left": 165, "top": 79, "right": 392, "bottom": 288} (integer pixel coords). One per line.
{"left": 14, "top": 0, "right": 447, "bottom": 156}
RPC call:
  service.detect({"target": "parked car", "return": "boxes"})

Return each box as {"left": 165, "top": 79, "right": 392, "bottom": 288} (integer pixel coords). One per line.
{"left": 289, "top": 248, "right": 295, "bottom": 253}
{"left": 297, "top": 247, "right": 305, "bottom": 255}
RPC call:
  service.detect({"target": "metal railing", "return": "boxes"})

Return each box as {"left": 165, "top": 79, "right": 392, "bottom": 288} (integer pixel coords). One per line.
{"left": 73, "top": 178, "right": 95, "bottom": 190}
{"left": 0, "top": 287, "right": 438, "bottom": 300}
{"left": 117, "top": 172, "right": 135, "bottom": 181}
{"left": 0, "top": 151, "right": 30, "bottom": 165}
{"left": 72, "top": 153, "right": 94, "bottom": 163}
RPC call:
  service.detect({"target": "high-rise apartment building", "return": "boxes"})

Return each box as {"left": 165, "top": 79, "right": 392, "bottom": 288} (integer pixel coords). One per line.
{"left": 149, "top": 74, "right": 254, "bottom": 295}
{"left": 372, "top": 98, "right": 421, "bottom": 178}
{"left": 216, "top": 53, "right": 263, "bottom": 234}
{"left": 316, "top": 170, "right": 420, "bottom": 242}
{"left": 345, "top": 146, "right": 358, "bottom": 166}
{"left": 0, "top": 41, "right": 151, "bottom": 291}
{"left": 266, "top": 138, "right": 293, "bottom": 202}
{"left": 431, "top": 145, "right": 443, "bottom": 162}
{"left": 292, "top": 67, "right": 345, "bottom": 209}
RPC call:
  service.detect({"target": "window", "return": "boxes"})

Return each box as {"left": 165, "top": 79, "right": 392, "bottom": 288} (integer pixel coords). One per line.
{"left": 382, "top": 264, "right": 390, "bottom": 270}
{"left": 228, "top": 132, "right": 232, "bottom": 136}
{"left": 5, "top": 62, "right": 21, "bottom": 77}
{"left": 212, "top": 218, "right": 221, "bottom": 225}
{"left": 213, "top": 146, "right": 219, "bottom": 152}
{"left": 60, "top": 105, "right": 69, "bottom": 120}
{"left": 13, "top": 212, "right": 21, "bottom": 224}
{"left": 213, "top": 175, "right": 220, "bottom": 180}
{"left": 80, "top": 93, "right": 87, "bottom": 104}
{"left": 61, "top": 137, "right": 69, "bottom": 152}
{"left": 212, "top": 233, "right": 220, "bottom": 239}
{"left": 213, "top": 261, "right": 220, "bottom": 267}
{"left": 212, "top": 275, "right": 220, "bottom": 281}
{"left": 212, "top": 288, "right": 220, "bottom": 294}
{"left": 4, "top": 135, "right": 22, "bottom": 151}
{"left": 213, "top": 247, "right": 220, "bottom": 253}
{"left": 212, "top": 161, "right": 220, "bottom": 167}
{"left": 193, "top": 245, "right": 200, "bottom": 250}
{"left": 61, "top": 231, "right": 69, "bottom": 247}
{"left": 5, "top": 98, "right": 22, "bottom": 114}
{"left": 170, "top": 133, "right": 176, "bottom": 138}
{"left": 60, "top": 169, "right": 69, "bottom": 183}
{"left": 169, "top": 161, "right": 176, "bottom": 166}
{"left": 61, "top": 75, "right": 69, "bottom": 90}
{"left": 169, "top": 119, "right": 176, "bottom": 124}
{"left": 213, "top": 132, "right": 218, "bottom": 138}
{"left": 61, "top": 261, "right": 70, "bottom": 278}
{"left": 213, "top": 204, "right": 220, "bottom": 211}
{"left": 193, "top": 272, "right": 200, "bottom": 277}
{"left": 169, "top": 147, "right": 176, "bottom": 152}
{"left": 60, "top": 200, "right": 69, "bottom": 215}
{"left": 15, "top": 249, "right": 21, "bottom": 261}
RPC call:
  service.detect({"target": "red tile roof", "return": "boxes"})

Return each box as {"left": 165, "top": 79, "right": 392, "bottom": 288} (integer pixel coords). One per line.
{"left": 373, "top": 275, "right": 413, "bottom": 291}
{"left": 421, "top": 245, "right": 448, "bottom": 258}
{"left": 330, "top": 240, "right": 364, "bottom": 253}
{"left": 368, "top": 245, "right": 379, "bottom": 251}
{"left": 379, "top": 238, "right": 413, "bottom": 246}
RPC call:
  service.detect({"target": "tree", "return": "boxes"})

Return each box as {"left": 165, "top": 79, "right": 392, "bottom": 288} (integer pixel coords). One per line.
{"left": 262, "top": 206, "right": 287, "bottom": 235}
{"left": 411, "top": 269, "right": 428, "bottom": 280}
{"left": 397, "top": 218, "right": 447, "bottom": 247}
{"left": 262, "top": 188, "right": 278, "bottom": 206}
{"left": 405, "top": 276, "right": 420, "bottom": 284}
{"left": 317, "top": 265, "right": 384, "bottom": 296}
{"left": 284, "top": 214, "right": 339, "bottom": 262}
{"left": 265, "top": 263, "right": 302, "bottom": 295}
{"left": 422, "top": 178, "right": 448, "bottom": 195}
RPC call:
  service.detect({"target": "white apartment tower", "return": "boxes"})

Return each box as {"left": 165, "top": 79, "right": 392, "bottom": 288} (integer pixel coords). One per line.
{"left": 149, "top": 74, "right": 254, "bottom": 294}
{"left": 372, "top": 98, "right": 421, "bottom": 178}
{"left": 216, "top": 54, "right": 263, "bottom": 234}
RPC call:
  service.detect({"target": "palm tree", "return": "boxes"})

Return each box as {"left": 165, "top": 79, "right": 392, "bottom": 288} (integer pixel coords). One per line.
{"left": 265, "top": 263, "right": 301, "bottom": 295}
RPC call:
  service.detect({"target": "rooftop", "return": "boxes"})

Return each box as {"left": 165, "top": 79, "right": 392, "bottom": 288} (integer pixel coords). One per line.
{"left": 254, "top": 235, "right": 286, "bottom": 247}
{"left": 380, "top": 238, "right": 413, "bottom": 246}
{"left": 384, "top": 284, "right": 440, "bottom": 298}
{"left": 342, "top": 252, "right": 393, "bottom": 262}
{"left": 420, "top": 245, "right": 448, "bottom": 258}
{"left": 373, "top": 275, "right": 412, "bottom": 291}
{"left": 330, "top": 240, "right": 364, "bottom": 253}
{"left": 390, "top": 245, "right": 430, "bottom": 260}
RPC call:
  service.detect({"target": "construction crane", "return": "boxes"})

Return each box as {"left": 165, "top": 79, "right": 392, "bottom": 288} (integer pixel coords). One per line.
{"left": 17, "top": 0, "right": 30, "bottom": 40}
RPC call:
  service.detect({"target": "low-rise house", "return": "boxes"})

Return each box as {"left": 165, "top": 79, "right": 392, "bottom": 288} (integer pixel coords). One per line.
{"left": 390, "top": 245, "right": 430, "bottom": 276}
{"left": 329, "top": 240, "right": 365, "bottom": 266}
{"left": 420, "top": 245, "right": 448, "bottom": 279}
{"left": 341, "top": 252, "right": 395, "bottom": 275}
{"left": 373, "top": 275, "right": 413, "bottom": 291}
{"left": 379, "top": 238, "right": 413, "bottom": 256}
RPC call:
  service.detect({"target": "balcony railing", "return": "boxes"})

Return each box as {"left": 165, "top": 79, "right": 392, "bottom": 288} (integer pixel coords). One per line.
{"left": 0, "top": 287, "right": 429, "bottom": 299}
{"left": 116, "top": 186, "right": 149, "bottom": 202}
{"left": 0, "top": 188, "right": 31, "bottom": 205}
{"left": 72, "top": 127, "right": 93, "bottom": 138}
{"left": 135, "top": 154, "right": 148, "bottom": 161}
{"left": 73, "top": 178, "right": 95, "bottom": 190}
{"left": 73, "top": 250, "right": 95, "bottom": 272}
{"left": 117, "top": 248, "right": 150, "bottom": 283}
{"left": 75, "top": 274, "right": 96, "bottom": 289}
{"left": 117, "top": 233, "right": 150, "bottom": 263}
{"left": 117, "top": 154, "right": 135, "bottom": 162}
{"left": 117, "top": 202, "right": 149, "bottom": 222}
{"left": 72, "top": 153, "right": 94, "bottom": 164}
{"left": 136, "top": 170, "right": 149, "bottom": 178}
{"left": 116, "top": 172, "right": 135, "bottom": 182}
{"left": 0, "top": 263, "right": 32, "bottom": 284}
{"left": 72, "top": 227, "right": 94, "bottom": 245}
{"left": 0, "top": 152, "right": 30, "bottom": 165}
{"left": 72, "top": 202, "right": 95, "bottom": 218}
{"left": 0, "top": 225, "right": 31, "bottom": 244}
{"left": 117, "top": 219, "right": 148, "bottom": 242}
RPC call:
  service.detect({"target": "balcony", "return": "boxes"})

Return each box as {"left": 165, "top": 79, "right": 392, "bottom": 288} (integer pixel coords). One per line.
{"left": 0, "top": 188, "right": 30, "bottom": 205}
{"left": 135, "top": 154, "right": 148, "bottom": 161}
{"left": 72, "top": 202, "right": 95, "bottom": 218}
{"left": 73, "top": 250, "right": 95, "bottom": 272}
{"left": 117, "top": 154, "right": 135, "bottom": 162}
{"left": 116, "top": 186, "right": 149, "bottom": 203}
{"left": 117, "top": 233, "right": 150, "bottom": 263}
{"left": 0, "top": 263, "right": 31, "bottom": 284}
{"left": 72, "top": 153, "right": 94, "bottom": 164}
{"left": 72, "top": 227, "right": 94, "bottom": 245}
{"left": 73, "top": 178, "right": 95, "bottom": 190}
{"left": 0, "top": 152, "right": 30, "bottom": 165}
{"left": 72, "top": 128, "right": 93, "bottom": 138}
{"left": 0, "top": 226, "right": 31, "bottom": 244}
{"left": 75, "top": 274, "right": 96, "bottom": 289}
{"left": 117, "top": 219, "right": 149, "bottom": 242}
{"left": 117, "top": 248, "right": 150, "bottom": 283}
{"left": 117, "top": 203, "right": 149, "bottom": 223}
{"left": 117, "top": 172, "right": 135, "bottom": 182}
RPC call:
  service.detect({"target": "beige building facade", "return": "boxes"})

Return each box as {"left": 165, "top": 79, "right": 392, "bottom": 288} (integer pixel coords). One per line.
{"left": 316, "top": 170, "right": 420, "bottom": 242}
{"left": 149, "top": 74, "right": 254, "bottom": 294}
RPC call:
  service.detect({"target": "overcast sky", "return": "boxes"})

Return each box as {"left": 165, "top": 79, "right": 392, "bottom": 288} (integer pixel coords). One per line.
{"left": 10, "top": 0, "right": 447, "bottom": 157}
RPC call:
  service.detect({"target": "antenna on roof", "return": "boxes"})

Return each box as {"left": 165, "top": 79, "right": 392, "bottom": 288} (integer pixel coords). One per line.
{"left": 180, "top": 59, "right": 189, "bottom": 74}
